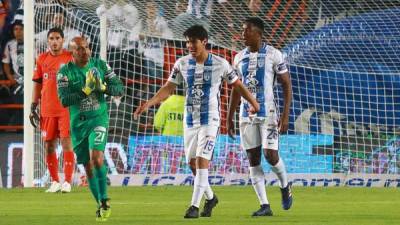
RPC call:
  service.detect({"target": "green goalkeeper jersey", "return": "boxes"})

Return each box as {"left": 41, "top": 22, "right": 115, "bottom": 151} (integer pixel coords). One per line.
{"left": 57, "top": 58, "right": 124, "bottom": 139}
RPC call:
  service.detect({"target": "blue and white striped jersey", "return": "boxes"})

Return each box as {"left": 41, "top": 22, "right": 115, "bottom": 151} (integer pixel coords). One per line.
{"left": 168, "top": 53, "right": 238, "bottom": 127}
{"left": 233, "top": 43, "right": 288, "bottom": 122}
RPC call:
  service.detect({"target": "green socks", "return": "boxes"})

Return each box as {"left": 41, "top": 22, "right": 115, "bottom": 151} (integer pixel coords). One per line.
{"left": 95, "top": 164, "right": 108, "bottom": 201}
{"left": 87, "top": 174, "right": 100, "bottom": 204}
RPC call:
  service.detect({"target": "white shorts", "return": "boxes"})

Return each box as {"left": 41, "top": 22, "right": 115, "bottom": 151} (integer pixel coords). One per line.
{"left": 239, "top": 110, "right": 279, "bottom": 150}
{"left": 184, "top": 125, "right": 219, "bottom": 163}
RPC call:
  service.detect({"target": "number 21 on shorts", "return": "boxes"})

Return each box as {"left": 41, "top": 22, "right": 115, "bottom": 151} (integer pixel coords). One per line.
{"left": 94, "top": 126, "right": 107, "bottom": 145}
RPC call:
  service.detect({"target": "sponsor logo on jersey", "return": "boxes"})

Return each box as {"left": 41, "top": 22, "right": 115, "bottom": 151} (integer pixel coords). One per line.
{"left": 191, "top": 85, "right": 204, "bottom": 97}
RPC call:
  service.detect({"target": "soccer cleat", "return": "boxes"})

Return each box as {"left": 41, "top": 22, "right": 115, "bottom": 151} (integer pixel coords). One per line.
{"left": 252, "top": 204, "right": 273, "bottom": 216}
{"left": 184, "top": 205, "right": 199, "bottom": 219}
{"left": 61, "top": 182, "right": 72, "bottom": 193}
{"left": 100, "top": 198, "right": 111, "bottom": 219}
{"left": 45, "top": 181, "right": 61, "bottom": 193}
{"left": 281, "top": 184, "right": 293, "bottom": 210}
{"left": 200, "top": 194, "right": 219, "bottom": 217}
{"left": 95, "top": 209, "right": 107, "bottom": 222}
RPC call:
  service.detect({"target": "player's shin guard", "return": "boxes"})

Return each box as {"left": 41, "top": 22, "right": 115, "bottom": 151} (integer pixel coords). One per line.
{"left": 249, "top": 165, "right": 269, "bottom": 205}
{"left": 271, "top": 159, "right": 288, "bottom": 188}
{"left": 190, "top": 169, "right": 208, "bottom": 207}
{"left": 95, "top": 164, "right": 108, "bottom": 201}
{"left": 63, "top": 151, "right": 75, "bottom": 183}
{"left": 46, "top": 152, "right": 60, "bottom": 182}
{"left": 87, "top": 172, "right": 100, "bottom": 204}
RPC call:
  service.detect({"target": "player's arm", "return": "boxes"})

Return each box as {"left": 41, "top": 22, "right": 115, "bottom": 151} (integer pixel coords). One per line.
{"left": 231, "top": 80, "right": 259, "bottom": 114}
{"left": 153, "top": 102, "right": 167, "bottom": 134}
{"left": 30, "top": 59, "right": 44, "bottom": 128}
{"left": 274, "top": 49, "right": 292, "bottom": 133}
{"left": 57, "top": 68, "right": 86, "bottom": 107}
{"left": 277, "top": 72, "right": 292, "bottom": 133}
{"left": 134, "top": 81, "right": 177, "bottom": 120}
{"left": 227, "top": 87, "right": 241, "bottom": 139}
{"left": 102, "top": 62, "right": 124, "bottom": 96}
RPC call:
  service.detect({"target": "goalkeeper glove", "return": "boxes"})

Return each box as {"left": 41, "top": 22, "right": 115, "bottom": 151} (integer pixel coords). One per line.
{"left": 29, "top": 102, "right": 40, "bottom": 128}
{"left": 82, "top": 69, "right": 97, "bottom": 96}
{"left": 95, "top": 75, "right": 107, "bottom": 93}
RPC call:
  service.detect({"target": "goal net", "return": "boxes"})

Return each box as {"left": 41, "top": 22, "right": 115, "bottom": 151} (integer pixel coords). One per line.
{"left": 29, "top": 0, "right": 400, "bottom": 187}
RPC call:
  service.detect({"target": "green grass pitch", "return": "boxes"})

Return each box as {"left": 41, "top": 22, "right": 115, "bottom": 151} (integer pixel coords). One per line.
{"left": 0, "top": 186, "right": 399, "bottom": 225}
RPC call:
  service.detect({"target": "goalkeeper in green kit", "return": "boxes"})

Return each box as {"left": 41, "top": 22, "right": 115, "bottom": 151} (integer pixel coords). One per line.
{"left": 56, "top": 36, "right": 124, "bottom": 221}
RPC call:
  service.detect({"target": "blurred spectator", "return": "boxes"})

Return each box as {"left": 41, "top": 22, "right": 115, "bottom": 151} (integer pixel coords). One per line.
{"left": 186, "top": 0, "right": 213, "bottom": 19}
{"left": 2, "top": 19, "right": 23, "bottom": 125}
{"left": 138, "top": 0, "right": 172, "bottom": 79}
{"left": 170, "top": 0, "right": 209, "bottom": 38}
{"left": 248, "top": 0, "right": 268, "bottom": 17}
{"left": 35, "top": 9, "right": 81, "bottom": 51}
{"left": 96, "top": 1, "right": 142, "bottom": 50}
{"left": 2, "top": 19, "right": 23, "bottom": 97}
{"left": 154, "top": 87, "right": 185, "bottom": 136}
{"left": 11, "top": 1, "right": 22, "bottom": 23}
{"left": 96, "top": 1, "right": 142, "bottom": 92}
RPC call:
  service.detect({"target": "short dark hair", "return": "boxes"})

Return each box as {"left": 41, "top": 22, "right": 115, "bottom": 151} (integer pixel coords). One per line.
{"left": 12, "top": 20, "right": 24, "bottom": 28}
{"left": 183, "top": 25, "right": 208, "bottom": 41}
{"left": 47, "top": 27, "right": 64, "bottom": 38}
{"left": 245, "top": 17, "right": 264, "bottom": 34}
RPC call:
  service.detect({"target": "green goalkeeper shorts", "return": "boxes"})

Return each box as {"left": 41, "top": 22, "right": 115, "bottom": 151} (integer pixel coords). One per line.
{"left": 74, "top": 125, "right": 108, "bottom": 165}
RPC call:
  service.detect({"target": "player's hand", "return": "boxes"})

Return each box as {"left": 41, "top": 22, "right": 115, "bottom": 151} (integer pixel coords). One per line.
{"left": 94, "top": 75, "right": 107, "bottom": 93}
{"left": 133, "top": 102, "right": 148, "bottom": 120}
{"left": 278, "top": 113, "right": 289, "bottom": 133}
{"left": 82, "top": 69, "right": 96, "bottom": 95}
{"left": 29, "top": 102, "right": 40, "bottom": 128}
{"left": 227, "top": 118, "right": 235, "bottom": 140}
{"left": 247, "top": 102, "right": 260, "bottom": 115}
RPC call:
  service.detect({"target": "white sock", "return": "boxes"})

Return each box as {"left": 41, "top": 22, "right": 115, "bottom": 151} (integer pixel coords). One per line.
{"left": 249, "top": 166, "right": 269, "bottom": 205}
{"left": 271, "top": 159, "right": 288, "bottom": 188}
{"left": 204, "top": 184, "right": 214, "bottom": 200}
{"left": 191, "top": 169, "right": 209, "bottom": 207}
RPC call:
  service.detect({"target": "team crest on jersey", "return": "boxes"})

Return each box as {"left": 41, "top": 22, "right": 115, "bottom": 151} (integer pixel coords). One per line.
{"left": 203, "top": 72, "right": 211, "bottom": 81}
{"left": 257, "top": 58, "right": 264, "bottom": 68}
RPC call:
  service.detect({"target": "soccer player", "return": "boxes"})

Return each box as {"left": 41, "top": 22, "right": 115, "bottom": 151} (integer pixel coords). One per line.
{"left": 30, "top": 27, "right": 75, "bottom": 193}
{"left": 227, "top": 17, "right": 293, "bottom": 216}
{"left": 57, "top": 36, "right": 124, "bottom": 221}
{"left": 134, "top": 25, "right": 259, "bottom": 219}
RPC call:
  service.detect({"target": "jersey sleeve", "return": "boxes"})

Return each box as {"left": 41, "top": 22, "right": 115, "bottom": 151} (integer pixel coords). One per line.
{"left": 101, "top": 59, "right": 125, "bottom": 96}
{"left": 167, "top": 60, "right": 183, "bottom": 85}
{"left": 222, "top": 59, "right": 238, "bottom": 85}
{"left": 233, "top": 53, "right": 243, "bottom": 79}
{"left": 57, "top": 66, "right": 86, "bottom": 107}
{"left": 273, "top": 49, "right": 288, "bottom": 75}
{"left": 32, "top": 57, "right": 43, "bottom": 83}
